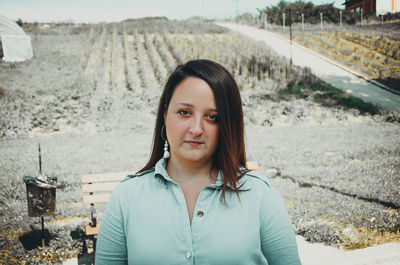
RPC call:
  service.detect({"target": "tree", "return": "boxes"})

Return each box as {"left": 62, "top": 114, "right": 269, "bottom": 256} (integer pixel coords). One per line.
{"left": 258, "top": 0, "right": 357, "bottom": 25}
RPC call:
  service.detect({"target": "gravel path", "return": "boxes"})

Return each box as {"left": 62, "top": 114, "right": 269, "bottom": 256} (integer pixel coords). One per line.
{"left": 216, "top": 22, "right": 400, "bottom": 110}
{"left": 297, "top": 237, "right": 400, "bottom": 265}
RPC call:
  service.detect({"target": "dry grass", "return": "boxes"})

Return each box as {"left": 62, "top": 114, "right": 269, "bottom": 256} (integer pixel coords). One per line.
{"left": 337, "top": 31, "right": 400, "bottom": 60}
{"left": 337, "top": 224, "right": 400, "bottom": 250}
{"left": 285, "top": 30, "right": 400, "bottom": 91}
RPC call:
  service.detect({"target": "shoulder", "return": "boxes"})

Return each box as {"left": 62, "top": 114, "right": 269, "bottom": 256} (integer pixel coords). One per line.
{"left": 121, "top": 167, "right": 155, "bottom": 183}
{"left": 109, "top": 167, "right": 156, "bottom": 204}
{"left": 111, "top": 167, "right": 155, "bottom": 195}
{"left": 243, "top": 170, "right": 272, "bottom": 189}
{"left": 242, "top": 170, "right": 284, "bottom": 203}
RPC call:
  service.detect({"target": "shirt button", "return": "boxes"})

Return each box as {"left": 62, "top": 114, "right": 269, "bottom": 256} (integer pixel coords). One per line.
{"left": 197, "top": 210, "right": 204, "bottom": 217}
{"left": 186, "top": 251, "right": 191, "bottom": 259}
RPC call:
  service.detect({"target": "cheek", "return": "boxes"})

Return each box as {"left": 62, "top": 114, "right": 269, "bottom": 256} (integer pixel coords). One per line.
{"left": 166, "top": 117, "right": 186, "bottom": 142}
{"left": 207, "top": 125, "right": 219, "bottom": 144}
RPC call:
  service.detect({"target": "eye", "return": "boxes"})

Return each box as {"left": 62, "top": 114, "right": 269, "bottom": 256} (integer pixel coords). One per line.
{"left": 178, "top": 109, "right": 190, "bottom": 116}
{"left": 207, "top": 114, "right": 218, "bottom": 122}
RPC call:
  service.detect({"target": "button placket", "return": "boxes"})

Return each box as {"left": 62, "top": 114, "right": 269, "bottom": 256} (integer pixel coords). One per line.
{"left": 169, "top": 183, "right": 193, "bottom": 245}
{"left": 193, "top": 189, "right": 209, "bottom": 222}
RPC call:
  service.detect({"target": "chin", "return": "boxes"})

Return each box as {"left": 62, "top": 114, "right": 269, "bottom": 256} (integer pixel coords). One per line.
{"left": 180, "top": 152, "right": 212, "bottom": 163}
{"left": 184, "top": 155, "right": 209, "bottom": 163}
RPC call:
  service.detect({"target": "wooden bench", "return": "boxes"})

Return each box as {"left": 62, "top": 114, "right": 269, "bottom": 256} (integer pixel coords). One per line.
{"left": 81, "top": 161, "right": 259, "bottom": 236}
{"left": 82, "top": 171, "right": 132, "bottom": 236}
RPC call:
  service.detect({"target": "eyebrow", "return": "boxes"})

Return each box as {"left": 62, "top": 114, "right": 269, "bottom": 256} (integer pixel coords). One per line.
{"left": 175, "top": 103, "right": 218, "bottom": 112}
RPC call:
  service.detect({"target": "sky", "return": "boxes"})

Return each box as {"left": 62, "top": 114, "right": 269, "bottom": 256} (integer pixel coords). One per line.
{"left": 0, "top": 0, "right": 344, "bottom": 23}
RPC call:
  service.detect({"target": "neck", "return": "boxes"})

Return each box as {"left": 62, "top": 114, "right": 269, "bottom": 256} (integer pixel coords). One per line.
{"left": 166, "top": 157, "right": 216, "bottom": 185}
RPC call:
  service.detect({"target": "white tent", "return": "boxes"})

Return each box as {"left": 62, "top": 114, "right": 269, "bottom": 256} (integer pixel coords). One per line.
{"left": 0, "top": 14, "right": 33, "bottom": 62}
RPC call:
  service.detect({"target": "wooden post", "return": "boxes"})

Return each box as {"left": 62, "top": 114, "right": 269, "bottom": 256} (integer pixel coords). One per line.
{"left": 283, "top": 13, "right": 286, "bottom": 30}
{"left": 320, "top": 12, "right": 323, "bottom": 30}
{"left": 41, "top": 216, "right": 45, "bottom": 248}
{"left": 289, "top": 8, "right": 292, "bottom": 78}
{"left": 264, "top": 14, "right": 268, "bottom": 29}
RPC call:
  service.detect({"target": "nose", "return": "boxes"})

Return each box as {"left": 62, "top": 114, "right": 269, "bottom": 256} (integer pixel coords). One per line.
{"left": 188, "top": 116, "right": 203, "bottom": 136}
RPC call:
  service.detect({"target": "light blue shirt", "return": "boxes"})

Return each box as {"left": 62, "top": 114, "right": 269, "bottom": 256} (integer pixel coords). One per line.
{"left": 96, "top": 158, "right": 301, "bottom": 265}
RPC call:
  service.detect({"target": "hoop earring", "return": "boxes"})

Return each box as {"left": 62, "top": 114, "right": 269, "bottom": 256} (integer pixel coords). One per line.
{"left": 161, "top": 125, "right": 170, "bottom": 159}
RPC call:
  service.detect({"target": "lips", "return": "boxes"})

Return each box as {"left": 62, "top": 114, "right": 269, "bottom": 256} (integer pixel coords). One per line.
{"left": 184, "top": 140, "right": 203, "bottom": 146}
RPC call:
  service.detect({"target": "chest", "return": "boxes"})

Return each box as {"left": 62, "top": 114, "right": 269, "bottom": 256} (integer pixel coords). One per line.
{"left": 124, "top": 186, "right": 266, "bottom": 265}
{"left": 180, "top": 184, "right": 205, "bottom": 224}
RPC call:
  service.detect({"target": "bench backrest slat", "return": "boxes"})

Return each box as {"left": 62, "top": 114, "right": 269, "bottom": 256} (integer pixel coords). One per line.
{"left": 81, "top": 171, "right": 132, "bottom": 184}
{"left": 81, "top": 171, "right": 133, "bottom": 206}
{"left": 82, "top": 182, "right": 119, "bottom": 193}
{"left": 83, "top": 194, "right": 112, "bottom": 204}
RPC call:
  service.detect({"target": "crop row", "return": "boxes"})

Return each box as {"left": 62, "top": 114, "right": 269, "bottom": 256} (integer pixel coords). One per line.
{"left": 143, "top": 34, "right": 169, "bottom": 85}
{"left": 79, "top": 23, "right": 388, "bottom": 114}
{"left": 80, "top": 28, "right": 308, "bottom": 96}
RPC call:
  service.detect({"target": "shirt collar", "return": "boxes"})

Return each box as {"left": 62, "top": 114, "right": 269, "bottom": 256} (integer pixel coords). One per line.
{"left": 212, "top": 170, "right": 251, "bottom": 191}
{"left": 154, "top": 157, "right": 174, "bottom": 182}
{"left": 154, "top": 158, "right": 251, "bottom": 191}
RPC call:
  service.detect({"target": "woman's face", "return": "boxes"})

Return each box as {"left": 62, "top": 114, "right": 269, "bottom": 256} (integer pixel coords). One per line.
{"left": 164, "top": 77, "right": 219, "bottom": 167}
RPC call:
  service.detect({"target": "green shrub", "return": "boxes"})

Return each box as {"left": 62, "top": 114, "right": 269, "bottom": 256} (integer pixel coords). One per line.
{"left": 312, "top": 87, "right": 380, "bottom": 115}
{"left": 279, "top": 86, "right": 308, "bottom": 99}
{"left": 281, "top": 73, "right": 382, "bottom": 115}
{"left": 337, "top": 96, "right": 380, "bottom": 115}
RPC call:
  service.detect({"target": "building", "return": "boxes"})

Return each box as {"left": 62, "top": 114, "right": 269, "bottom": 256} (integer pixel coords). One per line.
{"left": 376, "top": 0, "right": 400, "bottom": 15}
{"left": 344, "top": 0, "right": 400, "bottom": 16}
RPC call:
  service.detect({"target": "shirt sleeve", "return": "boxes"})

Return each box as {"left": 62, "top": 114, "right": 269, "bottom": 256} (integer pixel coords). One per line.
{"left": 260, "top": 186, "right": 301, "bottom": 265}
{"left": 95, "top": 184, "right": 128, "bottom": 265}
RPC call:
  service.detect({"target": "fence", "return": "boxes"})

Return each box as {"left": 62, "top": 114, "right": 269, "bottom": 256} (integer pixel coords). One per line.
{"left": 238, "top": 11, "right": 395, "bottom": 32}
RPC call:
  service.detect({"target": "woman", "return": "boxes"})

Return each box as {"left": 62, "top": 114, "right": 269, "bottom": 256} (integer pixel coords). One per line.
{"left": 96, "top": 59, "right": 301, "bottom": 265}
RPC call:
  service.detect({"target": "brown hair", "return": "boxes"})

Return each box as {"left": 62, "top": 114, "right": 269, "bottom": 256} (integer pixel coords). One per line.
{"left": 138, "top": 59, "right": 247, "bottom": 200}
